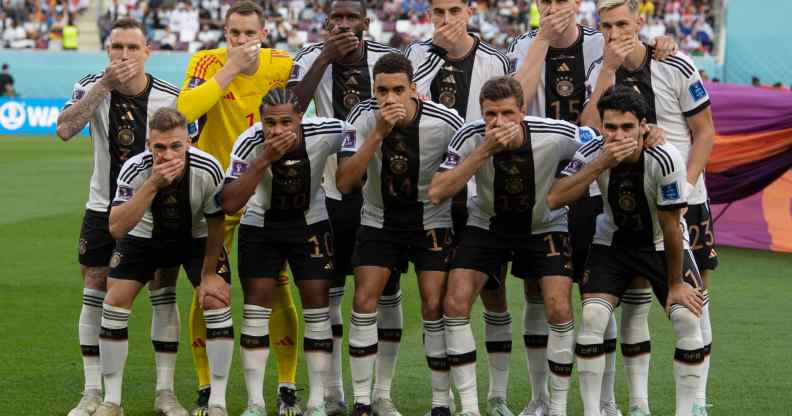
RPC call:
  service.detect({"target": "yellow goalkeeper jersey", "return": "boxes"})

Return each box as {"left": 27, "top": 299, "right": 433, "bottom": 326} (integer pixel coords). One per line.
{"left": 177, "top": 47, "right": 293, "bottom": 169}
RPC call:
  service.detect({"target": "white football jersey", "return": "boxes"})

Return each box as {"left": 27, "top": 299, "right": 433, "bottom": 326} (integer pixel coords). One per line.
{"left": 65, "top": 73, "right": 179, "bottom": 213}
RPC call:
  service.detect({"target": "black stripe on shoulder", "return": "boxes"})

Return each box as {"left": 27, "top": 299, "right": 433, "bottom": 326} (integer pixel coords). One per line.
{"left": 478, "top": 42, "right": 510, "bottom": 72}
{"left": 235, "top": 132, "right": 265, "bottom": 160}
{"left": 295, "top": 42, "right": 324, "bottom": 61}
{"left": 78, "top": 74, "right": 102, "bottom": 87}
{"left": 580, "top": 138, "right": 603, "bottom": 157}
{"left": 508, "top": 30, "right": 538, "bottom": 53}
{"left": 304, "top": 126, "right": 343, "bottom": 138}
{"left": 582, "top": 26, "right": 600, "bottom": 35}
{"left": 303, "top": 119, "right": 342, "bottom": 130}
{"left": 414, "top": 54, "right": 443, "bottom": 83}
{"left": 422, "top": 102, "right": 464, "bottom": 128}
{"left": 529, "top": 128, "right": 577, "bottom": 139}
{"left": 190, "top": 158, "right": 223, "bottom": 185}
{"left": 587, "top": 56, "right": 604, "bottom": 80}
{"left": 646, "top": 147, "right": 674, "bottom": 176}
{"left": 152, "top": 78, "right": 180, "bottom": 92}
{"left": 347, "top": 99, "right": 378, "bottom": 124}
{"left": 449, "top": 123, "right": 486, "bottom": 151}
{"left": 190, "top": 152, "right": 224, "bottom": 179}
{"left": 120, "top": 156, "right": 154, "bottom": 183}
{"left": 665, "top": 55, "right": 695, "bottom": 76}
{"left": 151, "top": 80, "right": 180, "bottom": 96}
{"left": 659, "top": 58, "right": 694, "bottom": 78}
{"left": 366, "top": 40, "right": 399, "bottom": 54}
{"left": 526, "top": 119, "right": 577, "bottom": 136}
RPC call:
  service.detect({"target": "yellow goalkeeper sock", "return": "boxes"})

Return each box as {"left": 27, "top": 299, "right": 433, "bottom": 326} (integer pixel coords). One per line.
{"left": 270, "top": 266, "right": 299, "bottom": 386}
{"left": 189, "top": 289, "right": 211, "bottom": 388}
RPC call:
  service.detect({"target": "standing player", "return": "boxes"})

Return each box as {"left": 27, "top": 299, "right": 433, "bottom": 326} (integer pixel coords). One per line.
{"left": 405, "top": 8, "right": 514, "bottom": 413}
{"left": 429, "top": 76, "right": 594, "bottom": 416}
{"left": 219, "top": 89, "right": 352, "bottom": 416}
{"left": 582, "top": 2, "right": 715, "bottom": 414}
{"left": 176, "top": 2, "right": 302, "bottom": 415}
{"left": 548, "top": 85, "right": 706, "bottom": 416}
{"left": 288, "top": 2, "right": 403, "bottom": 413}
{"left": 95, "top": 108, "right": 228, "bottom": 416}
{"left": 56, "top": 18, "right": 180, "bottom": 416}
{"left": 336, "top": 53, "right": 464, "bottom": 416}
{"left": 508, "top": 2, "right": 676, "bottom": 414}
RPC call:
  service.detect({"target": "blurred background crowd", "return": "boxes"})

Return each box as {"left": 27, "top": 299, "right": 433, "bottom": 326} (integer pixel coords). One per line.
{"left": 2, "top": 0, "right": 720, "bottom": 56}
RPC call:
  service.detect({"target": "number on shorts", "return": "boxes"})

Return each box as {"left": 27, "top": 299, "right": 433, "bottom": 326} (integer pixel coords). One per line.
{"left": 426, "top": 229, "right": 442, "bottom": 252}
{"left": 308, "top": 232, "right": 333, "bottom": 258}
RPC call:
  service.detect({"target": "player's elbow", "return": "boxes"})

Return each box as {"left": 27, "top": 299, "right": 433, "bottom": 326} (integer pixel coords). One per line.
{"left": 546, "top": 188, "right": 565, "bottom": 210}
{"left": 108, "top": 220, "right": 126, "bottom": 240}
{"left": 427, "top": 182, "right": 445, "bottom": 205}
{"left": 55, "top": 124, "right": 73, "bottom": 141}
{"left": 335, "top": 171, "right": 355, "bottom": 195}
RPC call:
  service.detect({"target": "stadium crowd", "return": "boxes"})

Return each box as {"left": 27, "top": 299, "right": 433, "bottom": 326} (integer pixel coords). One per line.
{"left": 0, "top": 0, "right": 87, "bottom": 49}
{"left": 117, "top": 0, "right": 720, "bottom": 54}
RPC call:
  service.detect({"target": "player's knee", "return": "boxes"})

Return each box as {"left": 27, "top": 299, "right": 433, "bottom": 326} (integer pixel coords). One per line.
{"left": 82, "top": 266, "right": 109, "bottom": 291}
{"left": 670, "top": 307, "right": 700, "bottom": 338}
{"left": 480, "top": 286, "right": 508, "bottom": 313}
{"left": 444, "top": 291, "right": 472, "bottom": 317}
{"left": 545, "top": 293, "right": 572, "bottom": 324}
{"left": 420, "top": 294, "right": 444, "bottom": 320}
{"left": 104, "top": 289, "right": 133, "bottom": 309}
{"left": 202, "top": 296, "right": 227, "bottom": 311}
{"left": 353, "top": 290, "right": 378, "bottom": 314}
{"left": 580, "top": 300, "right": 612, "bottom": 334}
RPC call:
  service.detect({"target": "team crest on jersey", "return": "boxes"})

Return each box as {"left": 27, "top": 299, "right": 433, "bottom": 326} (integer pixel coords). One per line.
{"left": 689, "top": 81, "right": 707, "bottom": 101}
{"left": 117, "top": 128, "right": 135, "bottom": 146}
{"left": 342, "top": 130, "right": 356, "bottom": 148}
{"left": 505, "top": 177, "right": 525, "bottom": 194}
{"left": 661, "top": 182, "right": 680, "bottom": 201}
{"left": 110, "top": 252, "right": 122, "bottom": 268}
{"left": 555, "top": 75, "right": 575, "bottom": 97}
{"left": 389, "top": 154, "right": 409, "bottom": 175}
{"left": 118, "top": 185, "right": 133, "bottom": 200}
{"left": 231, "top": 160, "right": 248, "bottom": 177}
{"left": 438, "top": 66, "right": 460, "bottom": 108}
{"left": 343, "top": 70, "right": 362, "bottom": 110}
{"left": 79, "top": 238, "right": 88, "bottom": 255}
{"left": 618, "top": 180, "right": 637, "bottom": 211}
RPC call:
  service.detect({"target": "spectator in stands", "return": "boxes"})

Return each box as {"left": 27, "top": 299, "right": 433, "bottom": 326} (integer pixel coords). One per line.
{"left": 699, "top": 69, "right": 709, "bottom": 81}
{"left": 640, "top": 0, "right": 655, "bottom": 18}
{"left": 578, "top": 0, "right": 597, "bottom": 26}
{"left": 62, "top": 15, "right": 78, "bottom": 50}
{"left": 2, "top": 19, "right": 34, "bottom": 49}
{"left": 0, "top": 63, "right": 15, "bottom": 97}
{"left": 752, "top": 76, "right": 762, "bottom": 87}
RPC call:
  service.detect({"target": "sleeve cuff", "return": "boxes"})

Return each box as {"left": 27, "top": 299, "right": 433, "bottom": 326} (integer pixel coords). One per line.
{"left": 657, "top": 202, "right": 687, "bottom": 211}
{"left": 683, "top": 100, "right": 710, "bottom": 118}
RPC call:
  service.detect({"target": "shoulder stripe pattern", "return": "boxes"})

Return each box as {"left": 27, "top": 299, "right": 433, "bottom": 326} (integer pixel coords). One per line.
{"left": 152, "top": 78, "right": 180, "bottom": 96}
{"left": 646, "top": 147, "right": 674, "bottom": 176}
{"left": 366, "top": 40, "right": 399, "bottom": 54}
{"left": 119, "top": 155, "right": 154, "bottom": 184}
{"left": 526, "top": 120, "right": 577, "bottom": 137}
{"left": 414, "top": 53, "right": 444, "bottom": 83}
{"left": 196, "top": 55, "right": 221, "bottom": 80}
{"left": 478, "top": 41, "right": 511, "bottom": 73}
{"left": 234, "top": 131, "right": 265, "bottom": 160}
{"left": 659, "top": 55, "right": 695, "bottom": 78}
{"left": 190, "top": 153, "right": 224, "bottom": 185}
{"left": 347, "top": 98, "right": 379, "bottom": 124}
{"left": 295, "top": 42, "right": 324, "bottom": 62}
{"left": 422, "top": 102, "right": 464, "bottom": 130}
{"left": 507, "top": 30, "right": 538, "bottom": 53}
{"left": 579, "top": 138, "right": 603, "bottom": 157}
{"left": 78, "top": 73, "right": 102, "bottom": 87}
{"left": 449, "top": 123, "right": 486, "bottom": 151}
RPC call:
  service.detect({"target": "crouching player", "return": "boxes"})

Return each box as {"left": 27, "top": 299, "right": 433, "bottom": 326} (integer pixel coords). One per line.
{"left": 547, "top": 86, "right": 706, "bottom": 416}
{"left": 96, "top": 108, "right": 230, "bottom": 416}
{"left": 219, "top": 88, "right": 352, "bottom": 416}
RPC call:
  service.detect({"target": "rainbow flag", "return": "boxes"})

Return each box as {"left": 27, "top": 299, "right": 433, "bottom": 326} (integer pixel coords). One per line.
{"left": 705, "top": 83, "right": 792, "bottom": 253}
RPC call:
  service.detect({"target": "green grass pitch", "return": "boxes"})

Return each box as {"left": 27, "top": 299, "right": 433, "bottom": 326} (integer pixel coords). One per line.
{"left": 1, "top": 135, "right": 790, "bottom": 415}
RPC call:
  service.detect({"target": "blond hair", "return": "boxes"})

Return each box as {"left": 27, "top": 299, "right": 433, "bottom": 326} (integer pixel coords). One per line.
{"left": 149, "top": 108, "right": 188, "bottom": 133}
{"left": 597, "top": 0, "right": 640, "bottom": 14}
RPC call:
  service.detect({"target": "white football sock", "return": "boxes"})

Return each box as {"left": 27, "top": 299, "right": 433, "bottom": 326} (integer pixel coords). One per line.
{"left": 600, "top": 313, "right": 618, "bottom": 406}
{"left": 697, "top": 291, "right": 712, "bottom": 406}
{"left": 79, "top": 288, "right": 105, "bottom": 392}
{"left": 304, "top": 307, "right": 333, "bottom": 408}
{"left": 621, "top": 288, "right": 652, "bottom": 411}
{"left": 576, "top": 298, "right": 613, "bottom": 416}
{"left": 523, "top": 297, "right": 549, "bottom": 404}
{"left": 100, "top": 303, "right": 130, "bottom": 406}
{"left": 483, "top": 310, "right": 512, "bottom": 401}
{"left": 670, "top": 305, "right": 705, "bottom": 416}
{"left": 424, "top": 318, "right": 450, "bottom": 408}
{"left": 204, "top": 307, "right": 234, "bottom": 409}
{"left": 150, "top": 287, "right": 179, "bottom": 392}
{"left": 373, "top": 290, "right": 402, "bottom": 401}
{"left": 349, "top": 311, "right": 378, "bottom": 405}
{"left": 327, "top": 286, "right": 345, "bottom": 400}
{"left": 446, "top": 315, "right": 478, "bottom": 414}
{"left": 548, "top": 320, "right": 575, "bottom": 416}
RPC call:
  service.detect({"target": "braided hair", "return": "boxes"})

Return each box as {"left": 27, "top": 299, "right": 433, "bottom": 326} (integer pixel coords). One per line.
{"left": 260, "top": 88, "right": 302, "bottom": 113}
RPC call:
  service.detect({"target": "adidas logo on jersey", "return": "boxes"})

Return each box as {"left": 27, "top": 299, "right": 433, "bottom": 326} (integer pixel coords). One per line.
{"left": 558, "top": 62, "right": 571, "bottom": 72}
{"left": 224, "top": 91, "right": 236, "bottom": 100}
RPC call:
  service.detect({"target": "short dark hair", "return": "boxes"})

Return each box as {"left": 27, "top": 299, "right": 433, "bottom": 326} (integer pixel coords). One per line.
{"left": 373, "top": 53, "right": 414, "bottom": 82}
{"left": 149, "top": 108, "right": 188, "bottom": 133}
{"left": 225, "top": 0, "right": 265, "bottom": 25}
{"left": 330, "top": 0, "right": 368, "bottom": 13}
{"left": 596, "top": 85, "right": 649, "bottom": 122}
{"left": 111, "top": 17, "right": 147, "bottom": 37}
{"left": 479, "top": 76, "right": 524, "bottom": 109}
{"left": 261, "top": 88, "right": 301, "bottom": 113}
